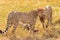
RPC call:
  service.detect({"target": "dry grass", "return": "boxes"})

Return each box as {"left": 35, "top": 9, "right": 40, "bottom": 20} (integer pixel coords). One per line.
{"left": 0, "top": 0, "right": 60, "bottom": 40}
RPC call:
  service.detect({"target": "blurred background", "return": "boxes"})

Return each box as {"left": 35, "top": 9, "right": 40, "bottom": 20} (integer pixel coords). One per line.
{"left": 0, "top": 0, "right": 60, "bottom": 40}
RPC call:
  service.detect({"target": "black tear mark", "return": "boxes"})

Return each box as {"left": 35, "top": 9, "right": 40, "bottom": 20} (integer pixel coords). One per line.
{"left": 0, "top": 30, "right": 3, "bottom": 34}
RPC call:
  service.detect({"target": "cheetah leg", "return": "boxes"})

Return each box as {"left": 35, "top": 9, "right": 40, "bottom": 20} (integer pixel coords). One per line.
{"left": 12, "top": 22, "right": 18, "bottom": 34}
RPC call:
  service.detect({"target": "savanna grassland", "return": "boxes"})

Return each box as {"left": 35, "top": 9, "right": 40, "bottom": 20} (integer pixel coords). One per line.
{"left": 0, "top": 0, "right": 60, "bottom": 40}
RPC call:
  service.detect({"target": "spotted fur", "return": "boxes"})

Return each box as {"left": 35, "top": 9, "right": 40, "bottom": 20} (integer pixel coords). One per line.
{"left": 39, "top": 6, "right": 53, "bottom": 29}
{"left": 0, "top": 8, "right": 44, "bottom": 34}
